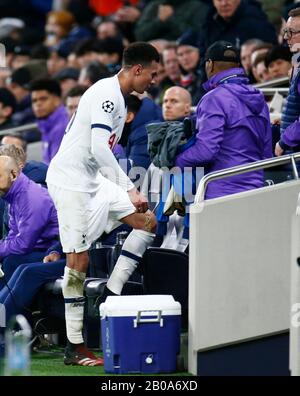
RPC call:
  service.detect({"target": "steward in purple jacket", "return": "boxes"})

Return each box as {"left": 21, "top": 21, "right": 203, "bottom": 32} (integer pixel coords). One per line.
{"left": 175, "top": 41, "right": 272, "bottom": 200}
{"left": 38, "top": 104, "right": 69, "bottom": 165}
{"left": 1, "top": 170, "right": 59, "bottom": 259}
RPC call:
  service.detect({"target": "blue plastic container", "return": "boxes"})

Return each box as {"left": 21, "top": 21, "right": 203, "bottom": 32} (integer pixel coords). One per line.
{"left": 100, "top": 295, "right": 181, "bottom": 374}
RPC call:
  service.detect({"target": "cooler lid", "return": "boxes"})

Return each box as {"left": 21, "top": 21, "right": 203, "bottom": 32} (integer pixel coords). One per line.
{"left": 100, "top": 295, "right": 181, "bottom": 318}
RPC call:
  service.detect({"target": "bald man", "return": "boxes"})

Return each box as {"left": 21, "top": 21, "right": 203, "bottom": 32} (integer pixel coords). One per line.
{"left": 0, "top": 155, "right": 58, "bottom": 287}
{"left": 141, "top": 86, "right": 194, "bottom": 248}
{"left": 162, "top": 86, "right": 192, "bottom": 121}
{"left": 1, "top": 133, "right": 48, "bottom": 186}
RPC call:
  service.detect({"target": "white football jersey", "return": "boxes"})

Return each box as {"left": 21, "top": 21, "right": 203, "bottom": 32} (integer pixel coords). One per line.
{"left": 46, "top": 75, "right": 129, "bottom": 192}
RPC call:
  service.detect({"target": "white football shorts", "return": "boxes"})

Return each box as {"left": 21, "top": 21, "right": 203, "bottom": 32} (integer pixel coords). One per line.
{"left": 48, "top": 178, "right": 135, "bottom": 253}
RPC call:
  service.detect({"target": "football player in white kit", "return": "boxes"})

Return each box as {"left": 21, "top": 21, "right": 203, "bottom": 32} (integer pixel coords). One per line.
{"left": 46, "top": 42, "right": 160, "bottom": 366}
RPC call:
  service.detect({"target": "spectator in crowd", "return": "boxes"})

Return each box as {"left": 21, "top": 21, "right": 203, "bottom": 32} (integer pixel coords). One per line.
{"left": 176, "top": 34, "right": 204, "bottom": 106}
{"left": 66, "top": 51, "right": 81, "bottom": 70}
{"left": 30, "top": 43, "right": 50, "bottom": 62}
{"left": 29, "top": 78, "right": 69, "bottom": 164}
{"left": 65, "top": 85, "right": 87, "bottom": 118}
{"left": 96, "top": 19, "right": 129, "bottom": 46}
{"left": 156, "top": 44, "right": 181, "bottom": 104}
{"left": 134, "top": 0, "right": 209, "bottom": 42}
{"left": 96, "top": 19, "right": 121, "bottom": 40}
{"left": 113, "top": 2, "right": 142, "bottom": 25}
{"left": 95, "top": 37, "right": 124, "bottom": 74}
{"left": 47, "top": 47, "right": 68, "bottom": 76}
{"left": 72, "top": 38, "right": 95, "bottom": 67}
{"left": 0, "top": 155, "right": 58, "bottom": 287}
{"left": 250, "top": 42, "right": 274, "bottom": 82}
{"left": 6, "top": 67, "right": 35, "bottom": 127}
{"left": 275, "top": 7, "right": 300, "bottom": 155}
{"left": 72, "top": 38, "right": 105, "bottom": 68}
{"left": 148, "top": 39, "right": 170, "bottom": 54}
{"left": 162, "top": 44, "right": 181, "bottom": 84}
{"left": 240, "top": 38, "right": 264, "bottom": 81}
{"left": 175, "top": 41, "right": 272, "bottom": 199}
{"left": 11, "top": 45, "right": 31, "bottom": 70}
{"left": 198, "top": 0, "right": 277, "bottom": 57}
{"left": 54, "top": 67, "right": 80, "bottom": 99}
{"left": 78, "top": 60, "right": 110, "bottom": 88}
{"left": 113, "top": 4, "right": 142, "bottom": 43}
{"left": 252, "top": 52, "right": 270, "bottom": 82}
{"left": 44, "top": 10, "right": 75, "bottom": 48}
{"left": 0, "top": 88, "right": 17, "bottom": 131}
{"left": 0, "top": 135, "right": 48, "bottom": 185}
{"left": 264, "top": 45, "right": 292, "bottom": 80}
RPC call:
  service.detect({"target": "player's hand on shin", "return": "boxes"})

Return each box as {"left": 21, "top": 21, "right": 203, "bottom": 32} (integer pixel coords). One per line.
{"left": 128, "top": 187, "right": 149, "bottom": 213}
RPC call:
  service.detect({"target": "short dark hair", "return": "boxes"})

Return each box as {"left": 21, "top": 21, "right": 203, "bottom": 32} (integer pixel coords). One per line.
{"left": 122, "top": 42, "right": 160, "bottom": 68}
{"left": 10, "top": 67, "right": 32, "bottom": 88}
{"left": 96, "top": 37, "right": 124, "bottom": 58}
{"left": 73, "top": 38, "right": 98, "bottom": 57}
{"left": 125, "top": 94, "right": 142, "bottom": 114}
{"left": 30, "top": 44, "right": 50, "bottom": 60}
{"left": 0, "top": 88, "right": 17, "bottom": 112}
{"left": 289, "top": 7, "right": 300, "bottom": 18}
{"left": 1, "top": 132, "right": 27, "bottom": 152}
{"left": 65, "top": 85, "right": 86, "bottom": 98}
{"left": 83, "top": 60, "right": 111, "bottom": 85}
{"left": 264, "top": 45, "right": 292, "bottom": 69}
{"left": 29, "top": 78, "right": 62, "bottom": 97}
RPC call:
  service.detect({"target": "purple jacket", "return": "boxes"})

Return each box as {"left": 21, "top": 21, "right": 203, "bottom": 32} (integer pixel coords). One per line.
{"left": 0, "top": 173, "right": 59, "bottom": 259}
{"left": 37, "top": 104, "right": 69, "bottom": 165}
{"left": 280, "top": 118, "right": 300, "bottom": 149}
{"left": 175, "top": 68, "right": 272, "bottom": 199}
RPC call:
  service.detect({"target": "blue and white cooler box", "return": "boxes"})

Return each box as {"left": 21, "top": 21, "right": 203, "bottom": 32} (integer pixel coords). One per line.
{"left": 100, "top": 295, "right": 181, "bottom": 374}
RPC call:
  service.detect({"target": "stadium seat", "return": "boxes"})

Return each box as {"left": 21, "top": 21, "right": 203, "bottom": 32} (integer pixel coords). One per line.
{"left": 141, "top": 247, "right": 189, "bottom": 330}
{"left": 88, "top": 245, "right": 115, "bottom": 278}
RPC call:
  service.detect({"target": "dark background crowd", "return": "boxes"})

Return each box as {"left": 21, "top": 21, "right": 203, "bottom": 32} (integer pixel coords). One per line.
{"left": 0, "top": 0, "right": 298, "bottom": 136}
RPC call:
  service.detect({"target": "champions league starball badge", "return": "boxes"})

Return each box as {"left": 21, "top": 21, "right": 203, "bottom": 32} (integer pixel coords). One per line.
{"left": 102, "top": 100, "right": 114, "bottom": 113}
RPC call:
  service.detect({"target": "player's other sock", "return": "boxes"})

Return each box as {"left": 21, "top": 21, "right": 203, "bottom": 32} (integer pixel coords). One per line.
{"left": 62, "top": 266, "right": 86, "bottom": 344}
{"left": 107, "top": 229, "right": 155, "bottom": 295}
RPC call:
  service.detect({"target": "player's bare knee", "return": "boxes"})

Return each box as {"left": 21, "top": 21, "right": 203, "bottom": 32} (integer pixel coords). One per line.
{"left": 66, "top": 251, "right": 89, "bottom": 273}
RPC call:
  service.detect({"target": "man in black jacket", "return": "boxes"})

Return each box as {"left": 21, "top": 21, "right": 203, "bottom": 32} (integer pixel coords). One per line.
{"left": 0, "top": 88, "right": 16, "bottom": 131}
{"left": 198, "top": 0, "right": 277, "bottom": 56}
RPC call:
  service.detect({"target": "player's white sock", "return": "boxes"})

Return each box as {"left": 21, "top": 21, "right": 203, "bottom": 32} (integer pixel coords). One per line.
{"left": 62, "top": 266, "right": 86, "bottom": 344}
{"left": 107, "top": 229, "right": 155, "bottom": 295}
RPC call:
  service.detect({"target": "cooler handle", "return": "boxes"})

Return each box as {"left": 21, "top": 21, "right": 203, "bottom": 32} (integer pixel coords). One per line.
{"left": 133, "top": 310, "right": 163, "bottom": 328}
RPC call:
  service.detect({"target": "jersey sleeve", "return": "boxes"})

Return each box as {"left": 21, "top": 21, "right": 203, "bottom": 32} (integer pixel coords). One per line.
{"left": 90, "top": 92, "right": 116, "bottom": 134}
